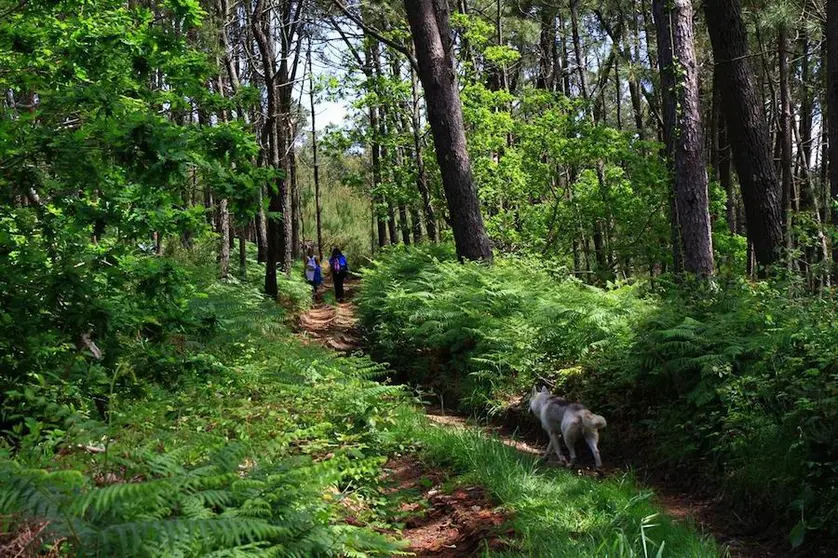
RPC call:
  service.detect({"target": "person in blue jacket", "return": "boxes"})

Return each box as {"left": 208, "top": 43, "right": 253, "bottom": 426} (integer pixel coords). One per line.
{"left": 304, "top": 247, "right": 322, "bottom": 299}
{"left": 329, "top": 247, "right": 348, "bottom": 302}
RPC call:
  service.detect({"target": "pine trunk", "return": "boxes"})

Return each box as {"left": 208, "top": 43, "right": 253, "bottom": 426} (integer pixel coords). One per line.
{"left": 404, "top": 0, "right": 493, "bottom": 261}
{"left": 705, "top": 0, "right": 783, "bottom": 271}
{"left": 829, "top": 0, "right": 838, "bottom": 279}
{"left": 654, "top": 0, "right": 714, "bottom": 276}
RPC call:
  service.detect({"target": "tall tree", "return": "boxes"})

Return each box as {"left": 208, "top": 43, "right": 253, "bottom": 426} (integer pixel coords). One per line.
{"left": 653, "top": 0, "right": 714, "bottom": 276}
{"left": 308, "top": 43, "right": 324, "bottom": 261}
{"left": 705, "top": 0, "right": 783, "bottom": 270}
{"left": 829, "top": 0, "right": 838, "bottom": 279}
{"left": 252, "top": 0, "right": 284, "bottom": 297}
{"left": 404, "top": 0, "right": 492, "bottom": 261}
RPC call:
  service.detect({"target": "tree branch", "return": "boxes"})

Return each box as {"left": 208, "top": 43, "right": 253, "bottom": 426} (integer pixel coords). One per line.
{"left": 331, "top": 0, "right": 418, "bottom": 71}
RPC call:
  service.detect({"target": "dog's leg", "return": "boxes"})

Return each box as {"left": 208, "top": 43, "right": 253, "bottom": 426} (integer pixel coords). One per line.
{"left": 584, "top": 430, "right": 602, "bottom": 469}
{"left": 562, "top": 426, "right": 579, "bottom": 468}
{"left": 548, "top": 431, "right": 567, "bottom": 464}
{"left": 542, "top": 437, "right": 553, "bottom": 460}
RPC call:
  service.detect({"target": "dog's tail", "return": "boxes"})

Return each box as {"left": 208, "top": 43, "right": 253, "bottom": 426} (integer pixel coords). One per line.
{"left": 581, "top": 410, "right": 607, "bottom": 430}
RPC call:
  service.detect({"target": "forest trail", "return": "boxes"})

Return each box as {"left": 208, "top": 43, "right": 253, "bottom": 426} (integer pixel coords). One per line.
{"left": 297, "top": 277, "right": 511, "bottom": 556}
{"left": 296, "top": 278, "right": 784, "bottom": 558}
{"left": 297, "top": 277, "right": 361, "bottom": 352}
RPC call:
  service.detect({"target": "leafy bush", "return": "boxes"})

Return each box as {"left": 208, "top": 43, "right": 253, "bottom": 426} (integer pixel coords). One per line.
{"left": 360, "top": 245, "right": 838, "bottom": 545}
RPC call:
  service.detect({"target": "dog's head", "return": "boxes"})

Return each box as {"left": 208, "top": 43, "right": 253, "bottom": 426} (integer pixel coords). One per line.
{"left": 529, "top": 385, "right": 550, "bottom": 414}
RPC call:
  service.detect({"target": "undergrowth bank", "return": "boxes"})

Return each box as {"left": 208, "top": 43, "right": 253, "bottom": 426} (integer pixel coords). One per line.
{"left": 357, "top": 244, "right": 838, "bottom": 547}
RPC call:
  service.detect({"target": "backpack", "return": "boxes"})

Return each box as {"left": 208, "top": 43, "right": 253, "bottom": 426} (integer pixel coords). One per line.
{"left": 332, "top": 255, "right": 347, "bottom": 274}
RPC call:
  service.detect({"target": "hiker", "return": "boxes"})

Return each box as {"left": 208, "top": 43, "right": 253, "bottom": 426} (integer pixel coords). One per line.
{"left": 305, "top": 248, "right": 322, "bottom": 299}
{"left": 329, "top": 247, "right": 348, "bottom": 302}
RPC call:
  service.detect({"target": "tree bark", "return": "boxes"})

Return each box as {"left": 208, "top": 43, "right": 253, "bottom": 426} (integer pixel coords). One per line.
{"left": 654, "top": 0, "right": 714, "bottom": 276}
{"left": 828, "top": 0, "right": 838, "bottom": 279}
{"left": 252, "top": 0, "right": 283, "bottom": 297}
{"left": 713, "top": 67, "right": 736, "bottom": 233}
{"left": 290, "top": 133, "right": 300, "bottom": 260}
{"left": 569, "top": 0, "right": 589, "bottom": 103}
{"left": 705, "top": 0, "right": 783, "bottom": 271}
{"left": 779, "top": 26, "right": 794, "bottom": 269}
{"left": 308, "top": 45, "right": 324, "bottom": 261}
{"left": 219, "top": 198, "right": 230, "bottom": 279}
{"left": 404, "top": 0, "right": 492, "bottom": 261}
{"left": 410, "top": 61, "right": 437, "bottom": 241}
{"left": 537, "top": 5, "right": 557, "bottom": 90}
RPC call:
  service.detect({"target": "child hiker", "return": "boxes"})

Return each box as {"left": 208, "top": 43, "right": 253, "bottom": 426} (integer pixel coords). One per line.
{"left": 329, "top": 247, "right": 348, "bottom": 302}
{"left": 305, "top": 247, "right": 322, "bottom": 299}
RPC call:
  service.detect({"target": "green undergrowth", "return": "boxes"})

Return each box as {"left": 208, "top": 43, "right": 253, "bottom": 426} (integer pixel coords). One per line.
{"left": 1, "top": 267, "right": 411, "bottom": 556}
{"left": 357, "top": 244, "right": 838, "bottom": 549}
{"left": 1, "top": 252, "right": 722, "bottom": 557}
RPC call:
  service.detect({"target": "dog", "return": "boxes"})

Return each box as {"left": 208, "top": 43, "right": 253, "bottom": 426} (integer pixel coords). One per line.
{"left": 529, "top": 386, "right": 607, "bottom": 469}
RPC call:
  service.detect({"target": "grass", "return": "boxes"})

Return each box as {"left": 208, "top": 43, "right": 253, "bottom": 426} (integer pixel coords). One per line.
{"left": 394, "top": 410, "right": 721, "bottom": 557}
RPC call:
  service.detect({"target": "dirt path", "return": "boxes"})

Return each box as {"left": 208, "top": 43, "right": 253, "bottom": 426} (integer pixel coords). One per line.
{"left": 297, "top": 279, "right": 360, "bottom": 352}
{"left": 296, "top": 280, "right": 800, "bottom": 558}
{"left": 297, "top": 278, "right": 510, "bottom": 556}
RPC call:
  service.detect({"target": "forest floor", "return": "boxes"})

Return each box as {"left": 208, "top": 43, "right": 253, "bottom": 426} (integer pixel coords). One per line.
{"left": 296, "top": 276, "right": 793, "bottom": 558}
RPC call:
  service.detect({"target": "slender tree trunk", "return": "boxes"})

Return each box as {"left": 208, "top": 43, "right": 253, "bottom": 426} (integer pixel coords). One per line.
{"left": 410, "top": 62, "right": 437, "bottom": 241}
{"left": 290, "top": 134, "right": 300, "bottom": 260}
{"left": 239, "top": 229, "right": 246, "bottom": 278}
{"left": 308, "top": 45, "right": 324, "bottom": 261}
{"left": 404, "top": 0, "right": 493, "bottom": 261}
{"left": 252, "top": 0, "right": 283, "bottom": 296}
{"left": 537, "top": 5, "right": 557, "bottom": 89}
{"left": 219, "top": 198, "right": 230, "bottom": 279}
{"left": 714, "top": 69, "right": 736, "bottom": 233}
{"left": 653, "top": 6, "right": 683, "bottom": 274}
{"left": 828, "top": 0, "right": 838, "bottom": 279}
{"left": 653, "top": 0, "right": 714, "bottom": 275}
{"left": 410, "top": 205, "right": 423, "bottom": 243}
{"left": 387, "top": 198, "right": 399, "bottom": 245}
{"left": 255, "top": 184, "right": 268, "bottom": 263}
{"left": 705, "top": 0, "right": 783, "bottom": 271}
{"left": 779, "top": 26, "right": 794, "bottom": 269}
{"left": 399, "top": 204, "right": 411, "bottom": 244}
{"left": 569, "top": 0, "right": 589, "bottom": 103}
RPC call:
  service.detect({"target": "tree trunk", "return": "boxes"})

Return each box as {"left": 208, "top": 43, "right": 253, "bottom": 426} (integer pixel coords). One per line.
{"left": 308, "top": 45, "right": 324, "bottom": 261}
{"left": 290, "top": 135, "right": 300, "bottom": 260}
{"left": 399, "top": 204, "right": 411, "bottom": 244}
{"left": 569, "top": 0, "right": 589, "bottom": 103}
{"left": 252, "top": 0, "right": 283, "bottom": 297}
{"left": 255, "top": 185, "right": 268, "bottom": 263}
{"left": 653, "top": 5, "right": 683, "bottom": 274}
{"left": 219, "top": 198, "right": 230, "bottom": 279}
{"left": 410, "top": 61, "right": 437, "bottom": 241}
{"left": 778, "top": 26, "right": 794, "bottom": 269}
{"left": 705, "top": 0, "right": 783, "bottom": 271}
{"left": 404, "top": 0, "right": 493, "bottom": 261}
{"left": 714, "top": 68, "right": 736, "bottom": 233}
{"left": 654, "top": 0, "right": 714, "bottom": 276}
{"left": 410, "top": 205, "right": 423, "bottom": 243}
{"left": 387, "top": 198, "right": 399, "bottom": 244}
{"left": 239, "top": 228, "right": 246, "bottom": 278}
{"left": 828, "top": 0, "right": 838, "bottom": 280}
{"left": 537, "top": 5, "right": 557, "bottom": 90}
